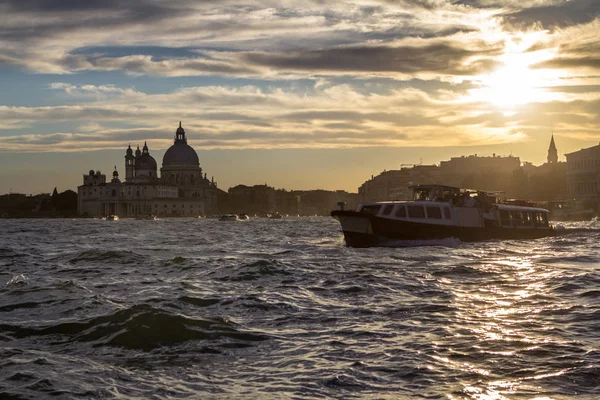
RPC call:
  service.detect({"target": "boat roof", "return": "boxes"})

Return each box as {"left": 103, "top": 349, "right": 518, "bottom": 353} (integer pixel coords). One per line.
{"left": 359, "top": 201, "right": 549, "bottom": 213}
{"left": 408, "top": 184, "right": 493, "bottom": 194}
{"left": 496, "top": 203, "right": 549, "bottom": 213}
{"left": 409, "top": 184, "right": 460, "bottom": 191}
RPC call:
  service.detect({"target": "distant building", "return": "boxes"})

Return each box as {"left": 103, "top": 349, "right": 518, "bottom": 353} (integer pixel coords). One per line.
{"left": 226, "top": 184, "right": 357, "bottom": 215}
{"left": 520, "top": 136, "right": 567, "bottom": 201}
{"left": 358, "top": 165, "right": 443, "bottom": 203}
{"left": 565, "top": 143, "right": 600, "bottom": 204}
{"left": 78, "top": 123, "right": 219, "bottom": 217}
{"left": 294, "top": 189, "right": 358, "bottom": 215}
{"left": 228, "top": 184, "right": 276, "bottom": 215}
{"left": 439, "top": 154, "right": 521, "bottom": 187}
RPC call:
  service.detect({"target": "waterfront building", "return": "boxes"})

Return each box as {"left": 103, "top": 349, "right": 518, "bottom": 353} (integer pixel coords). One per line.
{"left": 565, "top": 143, "right": 600, "bottom": 204}
{"left": 358, "top": 169, "right": 412, "bottom": 203}
{"left": 227, "top": 184, "right": 276, "bottom": 215}
{"left": 439, "top": 154, "right": 521, "bottom": 188}
{"left": 520, "top": 136, "right": 567, "bottom": 201}
{"left": 358, "top": 166, "right": 440, "bottom": 203}
{"left": 78, "top": 123, "right": 219, "bottom": 217}
{"left": 293, "top": 189, "right": 358, "bottom": 216}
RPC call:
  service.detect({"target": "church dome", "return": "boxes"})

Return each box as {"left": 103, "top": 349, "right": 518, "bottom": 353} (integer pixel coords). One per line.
{"left": 136, "top": 153, "right": 157, "bottom": 170}
{"left": 163, "top": 143, "right": 199, "bottom": 166}
{"left": 135, "top": 141, "right": 157, "bottom": 170}
{"left": 162, "top": 122, "right": 199, "bottom": 166}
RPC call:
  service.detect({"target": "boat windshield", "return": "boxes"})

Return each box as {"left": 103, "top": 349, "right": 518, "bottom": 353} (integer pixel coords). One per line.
{"left": 412, "top": 186, "right": 457, "bottom": 202}
{"left": 359, "top": 205, "right": 382, "bottom": 214}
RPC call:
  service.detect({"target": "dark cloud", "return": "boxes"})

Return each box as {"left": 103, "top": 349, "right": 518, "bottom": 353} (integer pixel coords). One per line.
{"left": 243, "top": 43, "right": 501, "bottom": 75}
{"left": 502, "top": 0, "right": 600, "bottom": 30}
{"left": 53, "top": 54, "right": 259, "bottom": 76}
{"left": 0, "top": 1, "right": 189, "bottom": 43}
{"left": 536, "top": 57, "right": 600, "bottom": 70}
{"left": 377, "top": 0, "right": 448, "bottom": 10}
{"left": 532, "top": 36, "right": 600, "bottom": 71}
{"left": 547, "top": 85, "right": 600, "bottom": 93}
{"left": 4, "top": 0, "right": 125, "bottom": 12}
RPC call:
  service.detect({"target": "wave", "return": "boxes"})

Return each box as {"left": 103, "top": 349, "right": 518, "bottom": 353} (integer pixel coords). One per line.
{"left": 0, "top": 304, "right": 268, "bottom": 351}
{"left": 67, "top": 249, "right": 142, "bottom": 264}
{"left": 211, "top": 259, "right": 292, "bottom": 282}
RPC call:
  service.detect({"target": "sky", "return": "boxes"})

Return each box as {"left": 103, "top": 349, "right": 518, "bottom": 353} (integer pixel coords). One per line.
{"left": 1, "top": 0, "right": 599, "bottom": 194}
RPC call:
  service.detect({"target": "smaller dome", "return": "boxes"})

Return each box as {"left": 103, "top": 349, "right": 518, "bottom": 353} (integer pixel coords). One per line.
{"left": 89, "top": 170, "right": 95, "bottom": 176}
{"left": 126, "top": 145, "right": 133, "bottom": 156}
{"left": 136, "top": 153, "right": 157, "bottom": 171}
{"left": 135, "top": 146, "right": 141, "bottom": 157}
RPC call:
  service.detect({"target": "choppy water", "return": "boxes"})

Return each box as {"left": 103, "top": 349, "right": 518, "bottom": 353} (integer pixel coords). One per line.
{"left": 1, "top": 217, "right": 600, "bottom": 399}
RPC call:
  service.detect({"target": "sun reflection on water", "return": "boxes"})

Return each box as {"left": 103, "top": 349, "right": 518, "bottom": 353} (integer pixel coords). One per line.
{"left": 438, "top": 249, "right": 576, "bottom": 398}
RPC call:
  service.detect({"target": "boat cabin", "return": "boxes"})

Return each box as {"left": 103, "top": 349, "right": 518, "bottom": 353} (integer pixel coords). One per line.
{"left": 355, "top": 184, "right": 550, "bottom": 230}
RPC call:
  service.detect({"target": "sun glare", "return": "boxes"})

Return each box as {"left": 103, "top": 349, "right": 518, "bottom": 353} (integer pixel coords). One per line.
{"left": 468, "top": 33, "right": 559, "bottom": 108}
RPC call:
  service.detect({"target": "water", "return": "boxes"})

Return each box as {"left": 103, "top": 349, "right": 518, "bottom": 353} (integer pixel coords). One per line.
{"left": 1, "top": 217, "right": 600, "bottom": 399}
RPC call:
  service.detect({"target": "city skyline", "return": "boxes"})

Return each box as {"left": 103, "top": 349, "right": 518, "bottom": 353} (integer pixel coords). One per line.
{"left": 1, "top": 1, "right": 599, "bottom": 194}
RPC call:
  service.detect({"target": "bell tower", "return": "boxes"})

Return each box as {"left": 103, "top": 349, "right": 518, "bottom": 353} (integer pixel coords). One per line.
{"left": 125, "top": 144, "right": 135, "bottom": 180}
{"left": 547, "top": 134, "right": 558, "bottom": 164}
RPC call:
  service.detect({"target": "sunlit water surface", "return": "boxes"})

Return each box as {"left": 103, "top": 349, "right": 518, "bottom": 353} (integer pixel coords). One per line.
{"left": 1, "top": 217, "right": 600, "bottom": 399}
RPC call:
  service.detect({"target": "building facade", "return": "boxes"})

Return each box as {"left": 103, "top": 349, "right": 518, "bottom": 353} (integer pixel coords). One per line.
{"left": 565, "top": 144, "right": 600, "bottom": 203}
{"left": 78, "top": 123, "right": 219, "bottom": 217}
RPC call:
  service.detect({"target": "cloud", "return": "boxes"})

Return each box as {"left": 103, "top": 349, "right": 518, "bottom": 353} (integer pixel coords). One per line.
{"left": 530, "top": 19, "right": 600, "bottom": 73}
{"left": 3, "top": 79, "right": 599, "bottom": 153}
{"left": 0, "top": 0, "right": 503, "bottom": 78}
{"left": 502, "top": 0, "right": 600, "bottom": 30}
{"left": 243, "top": 42, "right": 502, "bottom": 76}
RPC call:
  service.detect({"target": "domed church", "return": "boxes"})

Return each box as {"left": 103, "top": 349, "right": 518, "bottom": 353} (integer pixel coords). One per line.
{"left": 78, "top": 123, "right": 220, "bottom": 217}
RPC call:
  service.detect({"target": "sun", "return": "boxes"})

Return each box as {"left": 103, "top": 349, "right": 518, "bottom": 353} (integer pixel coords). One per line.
{"left": 468, "top": 34, "right": 558, "bottom": 108}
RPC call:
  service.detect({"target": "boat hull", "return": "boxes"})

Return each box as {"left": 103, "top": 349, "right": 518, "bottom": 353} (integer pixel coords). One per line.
{"left": 331, "top": 210, "right": 556, "bottom": 247}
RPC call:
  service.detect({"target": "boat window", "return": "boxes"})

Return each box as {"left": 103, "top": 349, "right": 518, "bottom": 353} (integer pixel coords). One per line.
{"left": 382, "top": 204, "right": 394, "bottom": 215}
{"left": 511, "top": 211, "right": 522, "bottom": 225}
{"left": 359, "top": 205, "right": 382, "bottom": 215}
{"left": 408, "top": 205, "right": 425, "bottom": 218}
{"left": 426, "top": 206, "right": 442, "bottom": 219}
{"left": 395, "top": 205, "right": 406, "bottom": 218}
{"left": 541, "top": 212, "right": 549, "bottom": 227}
{"left": 444, "top": 207, "right": 451, "bottom": 219}
{"left": 523, "top": 212, "right": 533, "bottom": 226}
{"left": 500, "top": 210, "right": 511, "bottom": 226}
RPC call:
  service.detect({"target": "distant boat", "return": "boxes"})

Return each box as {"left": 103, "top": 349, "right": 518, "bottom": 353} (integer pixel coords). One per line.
{"left": 548, "top": 200, "right": 595, "bottom": 221}
{"left": 332, "top": 184, "right": 562, "bottom": 247}
{"left": 238, "top": 213, "right": 250, "bottom": 220}
{"left": 268, "top": 212, "right": 283, "bottom": 219}
{"left": 219, "top": 214, "right": 239, "bottom": 221}
{"left": 105, "top": 215, "right": 120, "bottom": 221}
{"left": 135, "top": 214, "right": 157, "bottom": 220}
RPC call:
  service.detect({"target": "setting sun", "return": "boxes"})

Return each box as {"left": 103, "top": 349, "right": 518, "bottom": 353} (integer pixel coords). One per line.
{"left": 468, "top": 34, "right": 559, "bottom": 108}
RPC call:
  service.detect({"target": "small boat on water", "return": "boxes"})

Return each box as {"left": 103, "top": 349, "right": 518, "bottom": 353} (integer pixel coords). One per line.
{"left": 105, "top": 215, "right": 120, "bottom": 221}
{"left": 268, "top": 212, "right": 283, "bottom": 219}
{"left": 135, "top": 214, "right": 157, "bottom": 220}
{"left": 238, "top": 213, "right": 250, "bottom": 220}
{"left": 331, "top": 184, "right": 562, "bottom": 247}
{"left": 219, "top": 214, "right": 239, "bottom": 221}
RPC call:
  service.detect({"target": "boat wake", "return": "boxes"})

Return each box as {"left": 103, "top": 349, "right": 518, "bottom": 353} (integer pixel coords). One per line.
{"left": 378, "top": 237, "right": 462, "bottom": 248}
